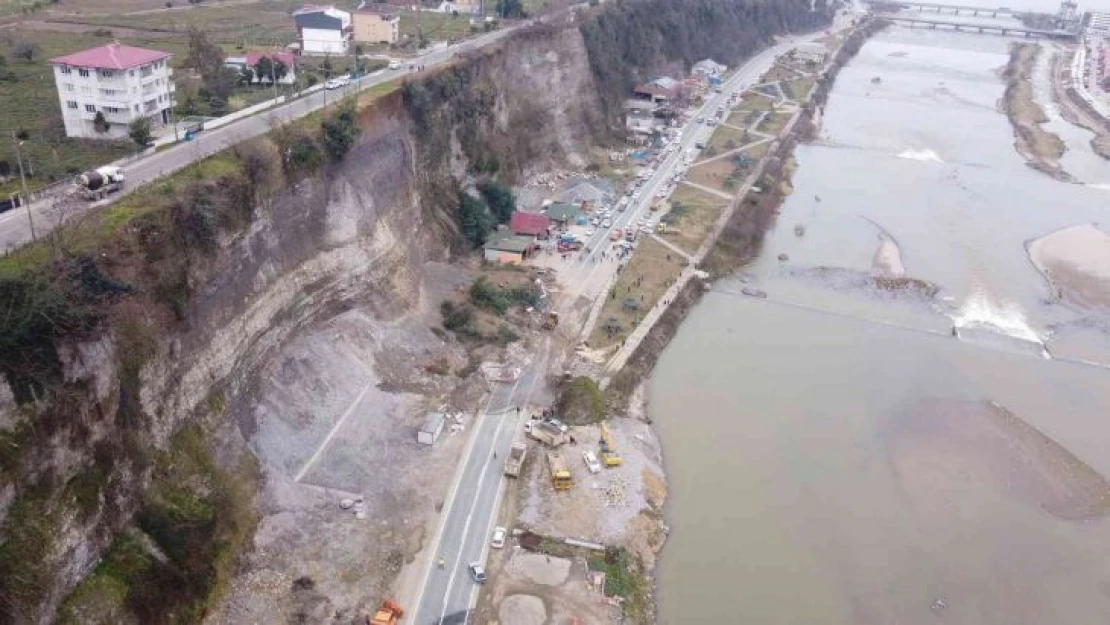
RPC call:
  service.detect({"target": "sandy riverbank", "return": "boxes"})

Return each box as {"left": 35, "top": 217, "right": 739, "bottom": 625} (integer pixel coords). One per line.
{"left": 1028, "top": 224, "right": 1110, "bottom": 309}
{"left": 1001, "top": 43, "right": 1072, "bottom": 181}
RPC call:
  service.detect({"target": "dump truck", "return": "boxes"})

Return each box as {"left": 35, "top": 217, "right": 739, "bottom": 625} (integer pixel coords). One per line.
{"left": 599, "top": 422, "right": 623, "bottom": 467}
{"left": 368, "top": 600, "right": 404, "bottom": 625}
{"left": 547, "top": 452, "right": 573, "bottom": 491}
{"left": 526, "top": 420, "right": 568, "bottom": 447}
{"left": 76, "top": 166, "right": 125, "bottom": 201}
{"left": 504, "top": 443, "right": 527, "bottom": 478}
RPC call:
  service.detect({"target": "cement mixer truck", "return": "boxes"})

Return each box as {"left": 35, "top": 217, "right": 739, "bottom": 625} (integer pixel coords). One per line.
{"left": 76, "top": 166, "right": 125, "bottom": 201}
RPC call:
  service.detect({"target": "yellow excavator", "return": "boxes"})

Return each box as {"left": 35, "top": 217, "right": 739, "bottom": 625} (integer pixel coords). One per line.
{"left": 542, "top": 311, "right": 559, "bottom": 330}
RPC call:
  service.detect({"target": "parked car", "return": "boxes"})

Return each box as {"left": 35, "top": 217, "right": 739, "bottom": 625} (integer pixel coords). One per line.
{"left": 469, "top": 563, "right": 487, "bottom": 584}
{"left": 491, "top": 527, "right": 507, "bottom": 549}
{"left": 610, "top": 228, "right": 622, "bottom": 241}
{"left": 585, "top": 227, "right": 595, "bottom": 237}
{"left": 583, "top": 450, "right": 601, "bottom": 474}
{"left": 325, "top": 76, "right": 349, "bottom": 90}
{"left": 601, "top": 219, "right": 612, "bottom": 228}
{"left": 388, "top": 60, "right": 401, "bottom": 70}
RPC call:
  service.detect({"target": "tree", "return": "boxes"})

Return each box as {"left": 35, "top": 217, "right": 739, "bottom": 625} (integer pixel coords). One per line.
{"left": 204, "top": 67, "right": 240, "bottom": 111}
{"left": 495, "top": 0, "right": 524, "bottom": 18}
{"left": 238, "top": 66, "right": 254, "bottom": 86}
{"left": 12, "top": 41, "right": 40, "bottom": 62}
{"left": 477, "top": 180, "right": 515, "bottom": 224}
{"left": 185, "top": 28, "right": 224, "bottom": 79}
{"left": 93, "top": 111, "right": 109, "bottom": 134}
{"left": 129, "top": 117, "right": 153, "bottom": 147}
{"left": 253, "top": 57, "right": 288, "bottom": 84}
{"left": 321, "top": 104, "right": 360, "bottom": 161}
{"left": 458, "top": 193, "right": 493, "bottom": 247}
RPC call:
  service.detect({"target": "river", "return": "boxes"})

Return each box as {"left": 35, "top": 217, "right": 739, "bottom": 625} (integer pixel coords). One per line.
{"left": 650, "top": 24, "right": 1110, "bottom": 625}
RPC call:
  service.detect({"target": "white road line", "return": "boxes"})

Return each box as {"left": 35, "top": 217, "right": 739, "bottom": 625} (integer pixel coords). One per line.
{"left": 437, "top": 408, "right": 513, "bottom": 625}
{"left": 464, "top": 339, "right": 550, "bottom": 620}
{"left": 293, "top": 381, "right": 373, "bottom": 483}
{"left": 410, "top": 379, "right": 504, "bottom": 621}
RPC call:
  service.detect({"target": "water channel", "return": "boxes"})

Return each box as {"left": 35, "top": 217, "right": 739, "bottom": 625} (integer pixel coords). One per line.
{"left": 651, "top": 25, "right": 1110, "bottom": 624}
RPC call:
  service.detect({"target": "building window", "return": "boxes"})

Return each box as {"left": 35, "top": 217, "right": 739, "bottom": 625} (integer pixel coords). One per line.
{"left": 60, "top": 66, "right": 72, "bottom": 74}
{"left": 100, "top": 70, "right": 115, "bottom": 78}
{"left": 67, "top": 100, "right": 78, "bottom": 109}
{"left": 78, "top": 68, "right": 90, "bottom": 77}
{"left": 129, "top": 70, "right": 135, "bottom": 77}
{"left": 85, "top": 104, "right": 96, "bottom": 113}
{"left": 64, "top": 83, "right": 74, "bottom": 92}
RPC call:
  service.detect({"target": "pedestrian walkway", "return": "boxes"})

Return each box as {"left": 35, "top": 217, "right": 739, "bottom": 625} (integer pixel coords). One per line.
{"left": 694, "top": 135, "right": 774, "bottom": 166}
{"left": 678, "top": 180, "right": 734, "bottom": 200}
{"left": 649, "top": 234, "right": 693, "bottom": 261}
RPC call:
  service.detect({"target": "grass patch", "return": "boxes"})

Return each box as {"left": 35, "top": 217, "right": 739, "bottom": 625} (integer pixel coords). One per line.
{"left": 588, "top": 548, "right": 651, "bottom": 622}
{"left": 757, "top": 110, "right": 794, "bottom": 135}
{"left": 660, "top": 185, "right": 729, "bottom": 254}
{"left": 588, "top": 237, "right": 685, "bottom": 349}
{"left": 741, "top": 140, "right": 771, "bottom": 161}
{"left": 686, "top": 158, "right": 742, "bottom": 193}
{"left": 733, "top": 92, "right": 775, "bottom": 113}
{"left": 783, "top": 76, "right": 816, "bottom": 101}
{"left": 400, "top": 10, "right": 485, "bottom": 42}
{"left": 698, "top": 124, "right": 747, "bottom": 161}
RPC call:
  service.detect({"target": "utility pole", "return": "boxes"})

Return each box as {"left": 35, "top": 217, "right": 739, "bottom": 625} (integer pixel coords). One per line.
{"left": 11, "top": 131, "right": 35, "bottom": 242}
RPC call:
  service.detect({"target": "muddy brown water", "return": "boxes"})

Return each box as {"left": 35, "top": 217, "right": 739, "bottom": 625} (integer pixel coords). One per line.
{"left": 650, "top": 25, "right": 1110, "bottom": 625}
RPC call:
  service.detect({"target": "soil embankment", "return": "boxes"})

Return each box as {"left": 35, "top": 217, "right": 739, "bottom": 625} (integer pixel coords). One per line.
{"left": 1000, "top": 43, "right": 1072, "bottom": 181}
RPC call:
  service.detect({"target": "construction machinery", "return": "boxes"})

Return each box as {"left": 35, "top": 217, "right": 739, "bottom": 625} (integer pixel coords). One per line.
{"left": 599, "top": 422, "right": 623, "bottom": 467}
{"left": 75, "top": 166, "right": 125, "bottom": 201}
{"left": 542, "top": 311, "right": 559, "bottom": 330}
{"left": 547, "top": 452, "right": 573, "bottom": 491}
{"left": 526, "top": 420, "right": 568, "bottom": 448}
{"left": 368, "top": 600, "right": 404, "bottom": 625}
{"left": 504, "top": 443, "right": 527, "bottom": 478}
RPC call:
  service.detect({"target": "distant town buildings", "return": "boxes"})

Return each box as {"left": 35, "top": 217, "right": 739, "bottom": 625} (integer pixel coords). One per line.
{"left": 293, "top": 5, "right": 353, "bottom": 55}
{"left": 353, "top": 5, "right": 401, "bottom": 44}
{"left": 632, "top": 77, "right": 682, "bottom": 103}
{"left": 49, "top": 42, "right": 175, "bottom": 140}
{"left": 1089, "top": 11, "right": 1110, "bottom": 37}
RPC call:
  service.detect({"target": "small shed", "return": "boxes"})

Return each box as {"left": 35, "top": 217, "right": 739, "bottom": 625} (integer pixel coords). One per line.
{"left": 544, "top": 203, "right": 580, "bottom": 228}
{"left": 418, "top": 412, "right": 446, "bottom": 446}
{"left": 483, "top": 230, "right": 535, "bottom": 265}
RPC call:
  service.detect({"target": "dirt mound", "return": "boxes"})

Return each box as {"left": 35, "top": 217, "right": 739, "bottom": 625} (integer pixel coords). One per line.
{"left": 881, "top": 399, "right": 1110, "bottom": 521}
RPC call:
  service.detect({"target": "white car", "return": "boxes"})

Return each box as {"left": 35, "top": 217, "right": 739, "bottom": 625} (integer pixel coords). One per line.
{"left": 491, "top": 526, "right": 507, "bottom": 549}
{"left": 601, "top": 219, "right": 612, "bottom": 228}
{"left": 585, "top": 227, "right": 595, "bottom": 236}
{"left": 583, "top": 451, "right": 601, "bottom": 474}
{"left": 591, "top": 217, "right": 601, "bottom": 226}
{"left": 388, "top": 60, "right": 401, "bottom": 70}
{"left": 469, "top": 563, "right": 487, "bottom": 584}
{"left": 325, "top": 76, "right": 349, "bottom": 90}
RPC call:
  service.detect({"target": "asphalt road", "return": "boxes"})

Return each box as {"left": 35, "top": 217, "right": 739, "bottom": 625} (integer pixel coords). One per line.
{"left": 554, "top": 33, "right": 825, "bottom": 312}
{"left": 412, "top": 340, "right": 550, "bottom": 625}
{"left": 0, "top": 26, "right": 518, "bottom": 253}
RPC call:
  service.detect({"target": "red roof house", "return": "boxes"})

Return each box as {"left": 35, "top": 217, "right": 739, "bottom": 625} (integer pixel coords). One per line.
{"left": 50, "top": 42, "right": 171, "bottom": 70}
{"left": 245, "top": 51, "right": 296, "bottom": 69}
{"left": 510, "top": 211, "right": 552, "bottom": 237}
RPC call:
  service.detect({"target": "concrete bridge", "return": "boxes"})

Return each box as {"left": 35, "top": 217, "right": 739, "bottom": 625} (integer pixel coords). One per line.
{"left": 884, "top": 14, "right": 1078, "bottom": 39}
{"left": 862, "top": 1, "right": 1017, "bottom": 17}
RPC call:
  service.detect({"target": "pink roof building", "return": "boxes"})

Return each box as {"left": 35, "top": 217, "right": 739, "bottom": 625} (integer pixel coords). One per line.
{"left": 50, "top": 42, "right": 171, "bottom": 71}
{"left": 50, "top": 42, "right": 175, "bottom": 140}
{"left": 510, "top": 211, "right": 552, "bottom": 237}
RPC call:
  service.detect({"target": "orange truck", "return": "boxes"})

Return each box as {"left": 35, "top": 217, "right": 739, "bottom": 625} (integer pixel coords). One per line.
{"left": 369, "top": 600, "right": 404, "bottom": 625}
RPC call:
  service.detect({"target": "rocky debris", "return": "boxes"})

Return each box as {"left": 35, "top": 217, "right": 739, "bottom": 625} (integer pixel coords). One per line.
{"left": 596, "top": 477, "right": 629, "bottom": 508}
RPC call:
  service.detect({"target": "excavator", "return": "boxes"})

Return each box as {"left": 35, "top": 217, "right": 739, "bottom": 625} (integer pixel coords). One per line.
{"left": 368, "top": 600, "right": 404, "bottom": 625}
{"left": 542, "top": 311, "right": 559, "bottom": 330}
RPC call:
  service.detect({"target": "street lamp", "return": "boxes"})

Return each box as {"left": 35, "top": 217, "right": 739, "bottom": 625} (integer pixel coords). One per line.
{"left": 10, "top": 131, "right": 35, "bottom": 242}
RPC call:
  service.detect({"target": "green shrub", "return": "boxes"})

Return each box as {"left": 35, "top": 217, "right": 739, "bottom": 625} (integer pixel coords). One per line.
{"left": 468, "top": 276, "right": 538, "bottom": 315}
{"left": 555, "top": 376, "right": 606, "bottom": 424}
{"left": 321, "top": 103, "right": 360, "bottom": 162}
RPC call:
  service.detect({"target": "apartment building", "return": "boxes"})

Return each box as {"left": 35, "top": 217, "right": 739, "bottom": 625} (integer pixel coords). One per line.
{"left": 49, "top": 42, "right": 175, "bottom": 140}
{"left": 353, "top": 5, "right": 401, "bottom": 44}
{"left": 293, "top": 5, "right": 353, "bottom": 55}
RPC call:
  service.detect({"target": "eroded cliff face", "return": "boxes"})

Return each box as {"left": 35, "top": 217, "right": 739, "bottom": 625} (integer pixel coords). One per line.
{"left": 0, "top": 21, "right": 604, "bottom": 625}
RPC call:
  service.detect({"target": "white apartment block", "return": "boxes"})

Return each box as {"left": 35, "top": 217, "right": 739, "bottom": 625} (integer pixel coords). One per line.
{"left": 49, "top": 43, "right": 175, "bottom": 140}
{"left": 293, "top": 5, "right": 353, "bottom": 55}
{"left": 1089, "top": 11, "right": 1110, "bottom": 37}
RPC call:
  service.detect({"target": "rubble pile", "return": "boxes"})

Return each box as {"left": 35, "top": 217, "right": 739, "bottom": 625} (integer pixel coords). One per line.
{"left": 597, "top": 477, "right": 629, "bottom": 508}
